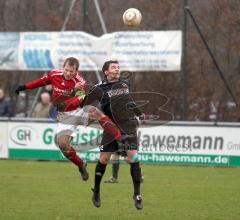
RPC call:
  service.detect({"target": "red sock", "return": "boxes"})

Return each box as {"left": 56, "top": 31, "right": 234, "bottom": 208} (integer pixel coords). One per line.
{"left": 99, "top": 116, "right": 121, "bottom": 140}
{"left": 65, "top": 146, "right": 84, "bottom": 167}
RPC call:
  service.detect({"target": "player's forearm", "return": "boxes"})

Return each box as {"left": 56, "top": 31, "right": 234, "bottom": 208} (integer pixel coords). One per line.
{"left": 65, "top": 96, "right": 84, "bottom": 110}
{"left": 127, "top": 100, "right": 143, "bottom": 116}
{"left": 56, "top": 96, "right": 85, "bottom": 111}
{"left": 82, "top": 86, "right": 102, "bottom": 106}
{"left": 15, "top": 75, "right": 51, "bottom": 94}
{"left": 25, "top": 78, "right": 50, "bottom": 89}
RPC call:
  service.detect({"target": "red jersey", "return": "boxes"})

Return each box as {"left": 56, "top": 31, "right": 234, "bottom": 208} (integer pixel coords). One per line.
{"left": 25, "top": 69, "right": 87, "bottom": 111}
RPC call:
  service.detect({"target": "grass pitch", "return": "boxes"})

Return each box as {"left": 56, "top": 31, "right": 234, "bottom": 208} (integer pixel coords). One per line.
{"left": 0, "top": 160, "right": 239, "bottom": 220}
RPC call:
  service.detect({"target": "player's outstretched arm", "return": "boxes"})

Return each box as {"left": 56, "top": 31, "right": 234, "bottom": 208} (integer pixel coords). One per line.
{"left": 15, "top": 75, "right": 51, "bottom": 95}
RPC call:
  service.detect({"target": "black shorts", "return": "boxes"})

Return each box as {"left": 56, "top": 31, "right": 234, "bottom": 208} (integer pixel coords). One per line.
{"left": 100, "top": 131, "right": 139, "bottom": 153}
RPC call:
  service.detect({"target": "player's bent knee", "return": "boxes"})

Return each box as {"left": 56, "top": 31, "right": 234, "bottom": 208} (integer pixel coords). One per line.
{"left": 99, "top": 153, "right": 111, "bottom": 164}
{"left": 86, "top": 105, "right": 103, "bottom": 118}
{"left": 99, "top": 157, "right": 109, "bottom": 165}
{"left": 100, "top": 160, "right": 106, "bottom": 165}
{"left": 128, "top": 152, "right": 139, "bottom": 163}
{"left": 89, "top": 109, "right": 105, "bottom": 121}
{"left": 94, "top": 108, "right": 105, "bottom": 118}
{"left": 84, "top": 105, "right": 95, "bottom": 113}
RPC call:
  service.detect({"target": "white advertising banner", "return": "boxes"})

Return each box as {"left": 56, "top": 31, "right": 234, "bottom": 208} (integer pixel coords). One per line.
{"left": 138, "top": 126, "right": 240, "bottom": 156}
{"left": 8, "top": 122, "right": 101, "bottom": 150}
{"left": 0, "top": 31, "right": 182, "bottom": 71}
{"left": 7, "top": 122, "right": 240, "bottom": 156}
{"left": 6, "top": 121, "right": 240, "bottom": 166}
{"left": 0, "top": 122, "right": 8, "bottom": 158}
{"left": 8, "top": 122, "right": 57, "bottom": 150}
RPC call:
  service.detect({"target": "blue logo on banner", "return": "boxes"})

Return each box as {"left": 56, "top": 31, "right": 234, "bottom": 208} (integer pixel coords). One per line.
{"left": 23, "top": 49, "right": 54, "bottom": 69}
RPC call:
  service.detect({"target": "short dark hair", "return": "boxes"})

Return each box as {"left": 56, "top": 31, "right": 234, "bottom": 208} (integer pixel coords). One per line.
{"left": 63, "top": 57, "right": 79, "bottom": 70}
{"left": 102, "top": 60, "right": 119, "bottom": 75}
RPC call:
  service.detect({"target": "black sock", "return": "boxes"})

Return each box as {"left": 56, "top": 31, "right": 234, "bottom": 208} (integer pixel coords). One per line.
{"left": 94, "top": 161, "right": 107, "bottom": 193}
{"left": 112, "top": 160, "right": 120, "bottom": 179}
{"left": 130, "top": 162, "right": 141, "bottom": 196}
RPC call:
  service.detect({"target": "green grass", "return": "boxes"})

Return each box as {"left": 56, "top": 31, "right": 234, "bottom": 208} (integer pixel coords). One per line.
{"left": 0, "top": 160, "right": 240, "bottom": 220}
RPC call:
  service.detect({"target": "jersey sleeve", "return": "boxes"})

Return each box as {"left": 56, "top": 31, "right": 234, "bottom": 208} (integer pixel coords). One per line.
{"left": 126, "top": 81, "right": 143, "bottom": 116}
{"left": 82, "top": 85, "right": 103, "bottom": 106}
{"left": 132, "top": 102, "right": 143, "bottom": 116}
{"left": 25, "top": 73, "right": 51, "bottom": 89}
{"left": 76, "top": 72, "right": 88, "bottom": 92}
{"left": 63, "top": 96, "right": 84, "bottom": 111}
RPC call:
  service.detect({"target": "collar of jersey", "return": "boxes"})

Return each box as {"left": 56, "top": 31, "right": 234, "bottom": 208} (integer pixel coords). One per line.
{"left": 102, "top": 79, "right": 121, "bottom": 84}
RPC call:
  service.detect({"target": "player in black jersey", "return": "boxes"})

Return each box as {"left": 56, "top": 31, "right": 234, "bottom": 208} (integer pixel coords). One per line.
{"left": 83, "top": 60, "right": 145, "bottom": 210}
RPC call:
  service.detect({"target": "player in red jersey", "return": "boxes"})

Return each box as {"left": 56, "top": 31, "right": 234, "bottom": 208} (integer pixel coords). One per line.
{"left": 15, "top": 57, "right": 122, "bottom": 181}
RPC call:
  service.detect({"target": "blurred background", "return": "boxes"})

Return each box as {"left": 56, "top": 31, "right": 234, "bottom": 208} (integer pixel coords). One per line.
{"left": 0, "top": 0, "right": 239, "bottom": 122}
{"left": 1, "top": 3, "right": 240, "bottom": 218}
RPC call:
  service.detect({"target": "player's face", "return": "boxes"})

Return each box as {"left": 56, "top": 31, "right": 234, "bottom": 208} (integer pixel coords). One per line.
{"left": 63, "top": 63, "right": 77, "bottom": 80}
{"left": 105, "top": 63, "right": 120, "bottom": 82}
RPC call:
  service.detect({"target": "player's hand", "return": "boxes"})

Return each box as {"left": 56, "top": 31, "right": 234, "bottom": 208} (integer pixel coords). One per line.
{"left": 15, "top": 85, "right": 26, "bottom": 95}
{"left": 139, "top": 113, "right": 146, "bottom": 121}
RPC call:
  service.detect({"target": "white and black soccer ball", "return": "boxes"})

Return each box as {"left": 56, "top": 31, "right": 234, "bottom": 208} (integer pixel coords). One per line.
{"left": 123, "top": 8, "right": 142, "bottom": 27}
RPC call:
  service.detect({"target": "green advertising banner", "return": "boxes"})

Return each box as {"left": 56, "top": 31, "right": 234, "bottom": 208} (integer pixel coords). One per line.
{"left": 8, "top": 149, "right": 240, "bottom": 167}
{"left": 2, "top": 121, "right": 240, "bottom": 166}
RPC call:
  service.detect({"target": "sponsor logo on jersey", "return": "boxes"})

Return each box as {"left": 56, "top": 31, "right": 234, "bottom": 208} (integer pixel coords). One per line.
{"left": 53, "top": 86, "right": 72, "bottom": 95}
{"left": 107, "top": 88, "right": 129, "bottom": 97}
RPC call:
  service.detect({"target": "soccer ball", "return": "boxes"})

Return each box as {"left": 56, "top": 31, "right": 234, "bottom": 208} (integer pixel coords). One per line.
{"left": 123, "top": 8, "right": 142, "bottom": 27}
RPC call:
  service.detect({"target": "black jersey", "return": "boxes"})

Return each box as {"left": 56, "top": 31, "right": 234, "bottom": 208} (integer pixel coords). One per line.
{"left": 84, "top": 79, "right": 142, "bottom": 133}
